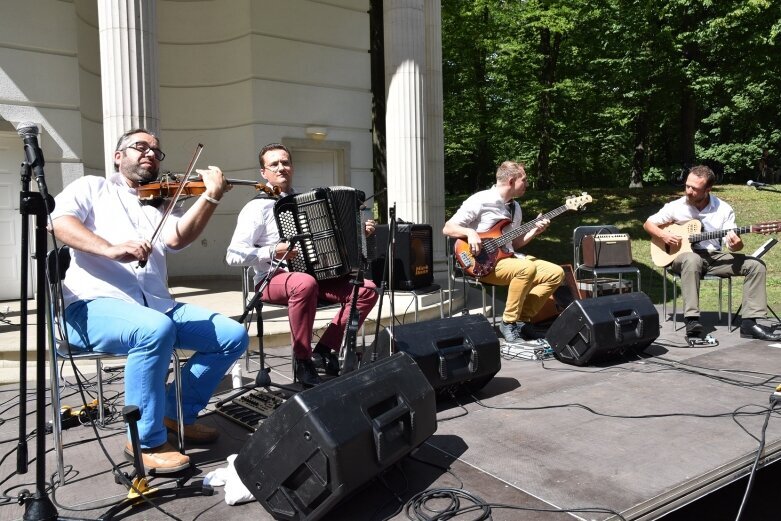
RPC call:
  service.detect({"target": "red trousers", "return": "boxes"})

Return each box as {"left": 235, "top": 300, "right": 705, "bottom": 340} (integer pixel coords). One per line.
{"left": 260, "top": 272, "right": 379, "bottom": 359}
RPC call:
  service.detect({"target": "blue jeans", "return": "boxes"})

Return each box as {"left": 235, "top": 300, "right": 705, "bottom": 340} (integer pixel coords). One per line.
{"left": 64, "top": 298, "right": 248, "bottom": 448}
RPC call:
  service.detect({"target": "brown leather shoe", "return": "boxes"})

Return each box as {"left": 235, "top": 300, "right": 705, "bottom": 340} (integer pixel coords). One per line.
{"left": 123, "top": 441, "right": 190, "bottom": 474}
{"left": 163, "top": 417, "right": 219, "bottom": 444}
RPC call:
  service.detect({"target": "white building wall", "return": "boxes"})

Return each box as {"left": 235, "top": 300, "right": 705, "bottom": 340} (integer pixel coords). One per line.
{"left": 0, "top": 0, "right": 88, "bottom": 195}
{"left": 0, "top": 0, "right": 444, "bottom": 282}
{"left": 158, "top": 0, "right": 371, "bottom": 277}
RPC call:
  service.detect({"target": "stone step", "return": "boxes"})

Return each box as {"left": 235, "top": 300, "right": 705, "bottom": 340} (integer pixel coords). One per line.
{"left": 0, "top": 275, "right": 497, "bottom": 385}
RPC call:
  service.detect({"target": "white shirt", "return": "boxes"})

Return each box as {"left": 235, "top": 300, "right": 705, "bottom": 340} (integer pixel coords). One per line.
{"left": 647, "top": 194, "right": 736, "bottom": 252}
{"left": 225, "top": 192, "right": 285, "bottom": 287}
{"left": 51, "top": 173, "right": 184, "bottom": 312}
{"left": 448, "top": 186, "right": 522, "bottom": 252}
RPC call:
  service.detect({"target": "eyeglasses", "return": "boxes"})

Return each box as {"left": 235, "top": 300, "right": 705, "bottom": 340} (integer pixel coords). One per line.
{"left": 125, "top": 141, "right": 165, "bottom": 161}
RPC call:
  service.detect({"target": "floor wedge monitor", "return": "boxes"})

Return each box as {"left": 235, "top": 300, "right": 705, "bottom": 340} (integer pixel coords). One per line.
{"left": 235, "top": 352, "right": 436, "bottom": 521}
{"left": 546, "top": 292, "right": 659, "bottom": 366}
{"left": 367, "top": 314, "right": 501, "bottom": 395}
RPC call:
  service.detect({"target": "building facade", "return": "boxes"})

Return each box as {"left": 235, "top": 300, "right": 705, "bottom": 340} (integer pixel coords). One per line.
{"left": 0, "top": 0, "right": 445, "bottom": 299}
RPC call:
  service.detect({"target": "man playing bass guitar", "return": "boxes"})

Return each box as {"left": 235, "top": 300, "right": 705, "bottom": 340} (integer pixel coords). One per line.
{"left": 443, "top": 161, "right": 564, "bottom": 343}
{"left": 644, "top": 164, "right": 780, "bottom": 341}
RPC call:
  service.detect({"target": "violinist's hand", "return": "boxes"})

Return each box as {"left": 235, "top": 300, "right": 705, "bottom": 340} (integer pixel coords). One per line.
{"left": 104, "top": 239, "right": 152, "bottom": 263}
{"left": 195, "top": 165, "right": 230, "bottom": 200}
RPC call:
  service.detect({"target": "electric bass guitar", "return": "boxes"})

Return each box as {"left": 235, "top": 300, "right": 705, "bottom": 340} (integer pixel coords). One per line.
{"left": 649, "top": 219, "right": 781, "bottom": 267}
{"left": 453, "top": 193, "right": 592, "bottom": 277}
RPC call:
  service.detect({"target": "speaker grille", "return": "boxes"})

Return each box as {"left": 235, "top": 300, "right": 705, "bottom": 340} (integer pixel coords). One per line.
{"left": 368, "top": 224, "right": 434, "bottom": 290}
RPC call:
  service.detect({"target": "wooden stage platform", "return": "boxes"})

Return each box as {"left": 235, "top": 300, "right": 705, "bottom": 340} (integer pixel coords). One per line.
{"left": 2, "top": 302, "right": 781, "bottom": 520}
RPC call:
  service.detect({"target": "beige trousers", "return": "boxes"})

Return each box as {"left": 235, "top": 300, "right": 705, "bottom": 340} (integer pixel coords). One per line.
{"left": 479, "top": 255, "right": 564, "bottom": 323}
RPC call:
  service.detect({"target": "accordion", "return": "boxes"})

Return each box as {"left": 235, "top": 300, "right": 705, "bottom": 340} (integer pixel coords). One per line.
{"left": 274, "top": 186, "right": 366, "bottom": 280}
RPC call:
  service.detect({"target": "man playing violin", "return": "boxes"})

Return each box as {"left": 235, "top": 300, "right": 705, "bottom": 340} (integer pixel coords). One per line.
{"left": 443, "top": 161, "right": 564, "bottom": 343}
{"left": 644, "top": 164, "right": 780, "bottom": 341}
{"left": 50, "top": 128, "right": 248, "bottom": 473}
{"left": 226, "top": 143, "right": 378, "bottom": 387}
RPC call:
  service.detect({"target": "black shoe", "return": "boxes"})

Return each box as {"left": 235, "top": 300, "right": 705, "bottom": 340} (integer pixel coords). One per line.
{"left": 516, "top": 322, "right": 545, "bottom": 341}
{"left": 498, "top": 321, "right": 523, "bottom": 343}
{"left": 312, "top": 345, "right": 340, "bottom": 376}
{"left": 294, "top": 358, "right": 322, "bottom": 387}
{"left": 739, "top": 321, "right": 781, "bottom": 341}
{"left": 685, "top": 317, "right": 704, "bottom": 337}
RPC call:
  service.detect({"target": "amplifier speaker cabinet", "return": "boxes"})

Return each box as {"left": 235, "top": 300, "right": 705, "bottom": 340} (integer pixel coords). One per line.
{"left": 531, "top": 264, "right": 582, "bottom": 324}
{"left": 581, "top": 234, "right": 633, "bottom": 267}
{"left": 235, "top": 352, "right": 436, "bottom": 521}
{"left": 367, "top": 223, "right": 434, "bottom": 290}
{"left": 545, "top": 292, "right": 659, "bottom": 366}
{"left": 367, "top": 314, "right": 501, "bottom": 395}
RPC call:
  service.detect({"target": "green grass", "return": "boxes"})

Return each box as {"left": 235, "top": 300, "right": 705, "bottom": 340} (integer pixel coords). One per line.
{"left": 445, "top": 184, "right": 781, "bottom": 313}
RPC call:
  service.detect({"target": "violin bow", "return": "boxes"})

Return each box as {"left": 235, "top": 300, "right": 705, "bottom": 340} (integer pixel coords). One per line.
{"left": 137, "top": 143, "right": 204, "bottom": 268}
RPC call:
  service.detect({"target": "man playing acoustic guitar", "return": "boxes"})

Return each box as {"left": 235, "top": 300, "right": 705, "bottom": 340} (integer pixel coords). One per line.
{"left": 443, "top": 161, "right": 564, "bottom": 343}
{"left": 644, "top": 164, "right": 781, "bottom": 341}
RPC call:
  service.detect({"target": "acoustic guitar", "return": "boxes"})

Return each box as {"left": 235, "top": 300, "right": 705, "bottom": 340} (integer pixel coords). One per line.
{"left": 649, "top": 219, "right": 781, "bottom": 267}
{"left": 453, "top": 193, "right": 592, "bottom": 278}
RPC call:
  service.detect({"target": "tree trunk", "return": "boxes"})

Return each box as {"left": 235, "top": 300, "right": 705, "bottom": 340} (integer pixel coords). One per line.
{"left": 472, "top": 7, "right": 492, "bottom": 192}
{"left": 680, "top": 84, "right": 696, "bottom": 170}
{"left": 369, "top": 0, "right": 387, "bottom": 221}
{"left": 630, "top": 109, "right": 648, "bottom": 188}
{"left": 536, "top": 27, "right": 560, "bottom": 189}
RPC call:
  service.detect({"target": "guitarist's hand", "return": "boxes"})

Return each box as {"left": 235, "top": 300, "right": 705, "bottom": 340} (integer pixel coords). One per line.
{"left": 533, "top": 215, "right": 551, "bottom": 235}
{"left": 466, "top": 229, "right": 483, "bottom": 255}
{"left": 660, "top": 230, "right": 682, "bottom": 248}
{"left": 725, "top": 230, "right": 743, "bottom": 251}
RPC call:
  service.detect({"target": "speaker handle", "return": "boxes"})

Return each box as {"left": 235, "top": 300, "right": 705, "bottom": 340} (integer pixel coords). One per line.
{"left": 613, "top": 310, "right": 643, "bottom": 342}
{"left": 436, "top": 337, "right": 480, "bottom": 380}
{"left": 371, "top": 396, "right": 413, "bottom": 464}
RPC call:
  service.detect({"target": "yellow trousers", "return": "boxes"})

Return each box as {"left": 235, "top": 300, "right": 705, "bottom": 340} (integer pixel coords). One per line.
{"left": 479, "top": 255, "right": 564, "bottom": 323}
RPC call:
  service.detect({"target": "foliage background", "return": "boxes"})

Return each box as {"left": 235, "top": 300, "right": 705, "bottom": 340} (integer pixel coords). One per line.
{"left": 442, "top": 0, "right": 781, "bottom": 193}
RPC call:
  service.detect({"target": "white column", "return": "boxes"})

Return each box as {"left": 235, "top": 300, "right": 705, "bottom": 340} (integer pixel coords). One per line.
{"left": 98, "top": 0, "right": 159, "bottom": 174}
{"left": 384, "top": 0, "right": 427, "bottom": 224}
{"left": 424, "top": 0, "right": 447, "bottom": 270}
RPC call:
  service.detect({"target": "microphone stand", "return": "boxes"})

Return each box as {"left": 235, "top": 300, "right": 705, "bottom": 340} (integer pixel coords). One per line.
{"left": 16, "top": 163, "right": 84, "bottom": 521}
{"left": 217, "top": 243, "right": 299, "bottom": 407}
{"left": 367, "top": 203, "right": 398, "bottom": 362}
{"left": 753, "top": 185, "right": 781, "bottom": 194}
{"left": 338, "top": 262, "right": 366, "bottom": 375}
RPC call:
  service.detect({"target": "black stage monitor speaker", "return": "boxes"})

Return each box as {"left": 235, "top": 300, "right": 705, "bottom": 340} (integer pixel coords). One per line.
{"left": 368, "top": 314, "right": 501, "bottom": 395}
{"left": 367, "top": 223, "right": 434, "bottom": 290}
{"left": 546, "top": 292, "right": 659, "bottom": 366}
{"left": 235, "top": 352, "right": 436, "bottom": 521}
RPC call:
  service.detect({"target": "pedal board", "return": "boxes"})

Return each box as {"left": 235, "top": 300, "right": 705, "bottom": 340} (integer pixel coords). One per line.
{"left": 215, "top": 389, "right": 289, "bottom": 431}
{"left": 686, "top": 334, "right": 718, "bottom": 348}
{"left": 501, "top": 339, "right": 554, "bottom": 360}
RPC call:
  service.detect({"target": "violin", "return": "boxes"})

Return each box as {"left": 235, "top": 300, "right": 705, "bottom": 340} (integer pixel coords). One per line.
{"left": 138, "top": 174, "right": 279, "bottom": 204}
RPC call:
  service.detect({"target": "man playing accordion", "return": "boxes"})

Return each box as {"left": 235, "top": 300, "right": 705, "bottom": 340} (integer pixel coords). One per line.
{"left": 226, "top": 143, "right": 379, "bottom": 387}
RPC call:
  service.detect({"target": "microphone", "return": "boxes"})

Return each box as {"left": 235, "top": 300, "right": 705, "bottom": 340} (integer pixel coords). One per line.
{"left": 17, "top": 122, "right": 46, "bottom": 186}
{"left": 284, "top": 232, "right": 312, "bottom": 243}
{"left": 747, "top": 180, "right": 771, "bottom": 188}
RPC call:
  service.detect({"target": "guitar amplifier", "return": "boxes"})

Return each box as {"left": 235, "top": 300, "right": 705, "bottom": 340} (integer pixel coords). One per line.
{"left": 581, "top": 234, "right": 632, "bottom": 267}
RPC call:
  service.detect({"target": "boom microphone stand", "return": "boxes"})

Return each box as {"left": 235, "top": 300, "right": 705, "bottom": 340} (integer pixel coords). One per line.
{"left": 15, "top": 127, "right": 84, "bottom": 521}
{"left": 218, "top": 239, "right": 303, "bottom": 406}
